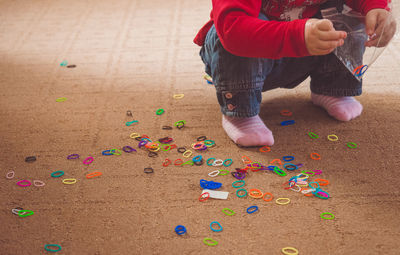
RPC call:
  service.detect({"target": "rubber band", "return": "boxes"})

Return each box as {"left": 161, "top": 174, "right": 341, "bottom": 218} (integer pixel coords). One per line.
{"left": 51, "top": 171, "right": 64, "bottom": 178}
{"left": 175, "top": 225, "right": 186, "bottom": 235}
{"left": 161, "top": 145, "right": 171, "bottom": 152}
{"left": 346, "top": 142, "right": 358, "bottom": 149}
{"left": 17, "top": 180, "right": 31, "bottom": 187}
{"left": 173, "top": 94, "right": 184, "bottom": 99}
{"left": 246, "top": 205, "right": 258, "bottom": 214}
{"left": 353, "top": 64, "right": 368, "bottom": 77}
{"left": 102, "top": 150, "right": 113, "bottom": 156}
{"left": 200, "top": 180, "right": 222, "bottom": 190}
{"left": 270, "top": 158, "right": 283, "bottom": 165}
{"left": 129, "top": 133, "right": 140, "bottom": 139}
{"left": 222, "top": 158, "right": 233, "bottom": 167}
{"left": 162, "top": 159, "right": 171, "bottom": 167}
{"left": 308, "top": 131, "right": 319, "bottom": 139}
{"left": 25, "top": 156, "right": 37, "bottom": 163}
{"left": 126, "top": 110, "right": 133, "bottom": 117}
{"left": 232, "top": 171, "right": 246, "bottom": 180}
{"left": 12, "top": 207, "right": 24, "bottom": 216}
{"left": 281, "top": 120, "right": 295, "bottom": 126}
{"left": 282, "top": 156, "right": 295, "bottom": 162}
{"left": 174, "top": 159, "right": 183, "bottom": 166}
{"left": 148, "top": 151, "right": 158, "bottom": 157}
{"left": 56, "top": 97, "right": 67, "bottom": 102}
{"left": 327, "top": 134, "right": 339, "bottom": 141}
{"left": 162, "top": 126, "right": 173, "bottom": 130}
{"left": 222, "top": 208, "right": 235, "bottom": 216}
{"left": 177, "top": 147, "right": 186, "bottom": 153}
{"left": 276, "top": 198, "right": 291, "bottom": 205}
{"left": 262, "top": 192, "right": 274, "bottom": 202}
{"left": 86, "top": 172, "right": 102, "bottom": 179}
{"left": 232, "top": 180, "right": 245, "bottom": 188}
{"left": 62, "top": 178, "right": 77, "bottom": 185}
{"left": 203, "top": 238, "right": 218, "bottom": 246}
{"left": 280, "top": 109, "right": 293, "bottom": 116}
{"left": 6, "top": 171, "right": 15, "bottom": 179}
{"left": 204, "top": 139, "right": 215, "bottom": 147}
{"left": 309, "top": 181, "right": 320, "bottom": 190}
{"left": 159, "top": 137, "right": 173, "bottom": 144}
{"left": 18, "top": 209, "right": 34, "bottom": 218}
{"left": 296, "top": 163, "right": 303, "bottom": 168}
{"left": 33, "top": 180, "right": 45, "bottom": 187}
{"left": 174, "top": 120, "right": 186, "bottom": 129}
{"left": 145, "top": 142, "right": 159, "bottom": 150}
{"left": 218, "top": 169, "right": 229, "bottom": 176}
{"left": 111, "top": 149, "right": 122, "bottom": 155}
{"left": 210, "top": 221, "right": 223, "bottom": 232}
{"left": 314, "top": 169, "right": 323, "bottom": 175}
{"left": 314, "top": 190, "right": 330, "bottom": 199}
{"left": 144, "top": 167, "right": 154, "bottom": 174}
{"left": 67, "top": 154, "right": 79, "bottom": 160}
{"left": 182, "top": 160, "right": 194, "bottom": 166}
{"left": 199, "top": 192, "right": 210, "bottom": 202}
{"left": 290, "top": 185, "right": 301, "bottom": 192}
{"left": 60, "top": 60, "right": 68, "bottom": 66}
{"left": 192, "top": 155, "right": 202, "bottom": 162}
{"left": 283, "top": 163, "right": 298, "bottom": 171}
{"left": 248, "top": 189, "right": 263, "bottom": 198}
{"left": 212, "top": 159, "right": 224, "bottom": 167}
{"left": 242, "top": 156, "right": 252, "bottom": 164}
{"left": 282, "top": 181, "right": 296, "bottom": 190}
{"left": 156, "top": 108, "right": 165, "bottom": 115}
{"left": 301, "top": 188, "right": 315, "bottom": 194}
{"left": 315, "top": 179, "right": 330, "bottom": 186}
{"left": 183, "top": 150, "right": 193, "bottom": 158}
{"left": 320, "top": 212, "right": 335, "bottom": 220}
{"left": 310, "top": 153, "right": 321, "bottom": 160}
{"left": 259, "top": 146, "right": 271, "bottom": 152}
{"left": 282, "top": 247, "right": 299, "bottom": 255}
{"left": 302, "top": 170, "right": 314, "bottom": 177}
{"left": 83, "top": 156, "right": 94, "bottom": 165}
{"left": 236, "top": 188, "right": 247, "bottom": 198}
{"left": 273, "top": 167, "right": 287, "bottom": 177}
{"left": 208, "top": 170, "right": 220, "bottom": 177}
{"left": 125, "top": 120, "right": 139, "bottom": 126}
{"left": 44, "top": 244, "right": 62, "bottom": 252}
{"left": 206, "top": 158, "right": 216, "bottom": 166}
{"left": 138, "top": 140, "right": 148, "bottom": 148}
{"left": 197, "top": 136, "right": 207, "bottom": 141}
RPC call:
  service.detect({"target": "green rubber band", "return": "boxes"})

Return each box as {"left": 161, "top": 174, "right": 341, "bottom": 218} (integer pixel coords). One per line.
{"left": 156, "top": 109, "right": 165, "bottom": 115}
{"left": 218, "top": 169, "right": 229, "bottom": 176}
{"left": 60, "top": 61, "right": 68, "bottom": 67}
{"left": 273, "top": 167, "right": 287, "bottom": 177}
{"left": 320, "top": 212, "right": 335, "bottom": 220}
{"left": 206, "top": 157, "right": 216, "bottom": 166}
{"left": 236, "top": 188, "right": 247, "bottom": 198}
{"left": 346, "top": 142, "right": 357, "bottom": 149}
{"left": 203, "top": 237, "right": 218, "bottom": 246}
{"left": 232, "top": 180, "right": 245, "bottom": 188}
{"left": 222, "top": 208, "right": 235, "bottom": 216}
{"left": 222, "top": 158, "right": 233, "bottom": 166}
{"left": 161, "top": 145, "right": 171, "bottom": 151}
{"left": 125, "top": 120, "right": 139, "bottom": 126}
{"left": 308, "top": 132, "right": 319, "bottom": 139}
{"left": 182, "top": 160, "right": 194, "bottom": 166}
{"left": 56, "top": 97, "right": 67, "bottom": 102}
{"left": 301, "top": 170, "right": 315, "bottom": 176}
{"left": 51, "top": 171, "right": 64, "bottom": 178}
{"left": 204, "top": 139, "right": 215, "bottom": 147}
{"left": 111, "top": 149, "right": 122, "bottom": 155}
{"left": 18, "top": 210, "right": 34, "bottom": 218}
{"left": 44, "top": 244, "right": 62, "bottom": 252}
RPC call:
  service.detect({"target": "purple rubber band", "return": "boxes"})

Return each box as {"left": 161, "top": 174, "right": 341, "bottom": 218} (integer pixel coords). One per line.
{"left": 67, "top": 154, "right": 80, "bottom": 160}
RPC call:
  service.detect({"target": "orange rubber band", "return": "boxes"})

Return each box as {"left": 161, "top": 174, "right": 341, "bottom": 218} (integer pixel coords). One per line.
{"left": 259, "top": 146, "right": 271, "bottom": 152}
{"left": 304, "top": 193, "right": 314, "bottom": 197}
{"left": 241, "top": 156, "right": 252, "bottom": 164}
{"left": 270, "top": 158, "right": 283, "bottom": 165}
{"left": 280, "top": 109, "right": 293, "bottom": 116}
{"left": 86, "top": 172, "right": 102, "bottom": 179}
{"left": 248, "top": 189, "right": 263, "bottom": 198}
{"left": 310, "top": 153, "right": 321, "bottom": 160}
{"left": 262, "top": 192, "right": 274, "bottom": 202}
{"left": 314, "top": 178, "right": 329, "bottom": 186}
{"left": 174, "top": 159, "right": 183, "bottom": 166}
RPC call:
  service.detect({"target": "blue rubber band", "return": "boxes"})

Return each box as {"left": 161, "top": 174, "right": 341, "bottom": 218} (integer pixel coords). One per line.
{"left": 192, "top": 155, "right": 202, "bottom": 162}
{"left": 102, "top": 150, "right": 113, "bottom": 156}
{"left": 175, "top": 225, "right": 187, "bottom": 235}
{"left": 210, "top": 221, "right": 223, "bottom": 232}
{"left": 283, "top": 163, "right": 298, "bottom": 171}
{"left": 281, "top": 120, "right": 295, "bottom": 126}
{"left": 200, "top": 179, "right": 222, "bottom": 190}
{"left": 246, "top": 206, "right": 259, "bottom": 214}
{"left": 282, "top": 156, "right": 295, "bottom": 162}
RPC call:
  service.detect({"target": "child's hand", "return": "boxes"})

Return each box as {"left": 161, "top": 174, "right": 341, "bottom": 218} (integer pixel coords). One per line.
{"left": 365, "top": 9, "right": 396, "bottom": 47}
{"left": 305, "top": 19, "right": 347, "bottom": 55}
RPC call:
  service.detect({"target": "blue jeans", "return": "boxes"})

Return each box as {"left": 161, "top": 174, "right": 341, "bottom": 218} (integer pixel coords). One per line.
{"left": 199, "top": 13, "right": 363, "bottom": 117}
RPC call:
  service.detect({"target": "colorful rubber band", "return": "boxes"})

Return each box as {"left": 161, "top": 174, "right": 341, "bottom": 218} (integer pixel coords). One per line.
{"left": 62, "top": 178, "right": 77, "bottom": 185}
{"left": 173, "top": 94, "right": 184, "bottom": 99}
{"left": 276, "top": 198, "right": 291, "bottom": 205}
{"left": 262, "top": 192, "right": 274, "bottom": 202}
{"left": 206, "top": 158, "right": 216, "bottom": 166}
{"left": 125, "top": 120, "right": 139, "bottom": 126}
{"left": 242, "top": 156, "right": 252, "bottom": 164}
{"left": 259, "top": 146, "right": 271, "bottom": 152}
{"left": 33, "top": 180, "right": 45, "bottom": 187}
{"left": 308, "top": 132, "right": 319, "bottom": 139}
{"left": 283, "top": 163, "right": 298, "bottom": 171}
{"left": 270, "top": 159, "right": 283, "bottom": 165}
{"left": 122, "top": 146, "right": 136, "bottom": 153}
{"left": 144, "top": 167, "right": 154, "bottom": 174}
{"left": 18, "top": 209, "right": 34, "bottom": 218}
{"left": 280, "top": 109, "right": 293, "bottom": 116}
{"left": 327, "top": 134, "right": 339, "bottom": 141}
{"left": 282, "top": 247, "right": 299, "bottom": 255}
{"left": 67, "top": 154, "right": 80, "bottom": 159}
{"left": 130, "top": 133, "right": 140, "bottom": 139}
{"left": 218, "top": 169, "right": 229, "bottom": 176}
{"left": 17, "top": 180, "right": 31, "bottom": 187}
{"left": 346, "top": 142, "right": 358, "bottom": 149}
{"left": 102, "top": 150, "right": 113, "bottom": 156}
{"left": 199, "top": 192, "right": 210, "bottom": 202}
{"left": 212, "top": 159, "right": 224, "bottom": 167}
{"left": 310, "top": 153, "right": 321, "bottom": 160}
{"left": 86, "top": 172, "right": 102, "bottom": 179}
{"left": 25, "top": 156, "right": 37, "bottom": 162}
{"left": 232, "top": 180, "right": 245, "bottom": 188}
{"left": 236, "top": 188, "right": 247, "bottom": 198}
{"left": 156, "top": 108, "right": 165, "bottom": 115}
{"left": 281, "top": 120, "right": 295, "bottom": 126}
{"left": 222, "top": 208, "right": 235, "bottom": 216}
{"left": 246, "top": 205, "right": 259, "bottom": 214}
{"left": 6, "top": 171, "right": 15, "bottom": 179}
{"left": 203, "top": 237, "right": 218, "bottom": 246}
{"left": 111, "top": 149, "right": 122, "bottom": 155}
{"left": 56, "top": 97, "right": 67, "bottom": 102}
{"left": 175, "top": 225, "right": 186, "bottom": 235}
{"left": 51, "top": 171, "right": 64, "bottom": 178}
{"left": 222, "top": 158, "right": 233, "bottom": 167}
{"left": 183, "top": 150, "right": 193, "bottom": 158}
{"left": 273, "top": 167, "right": 287, "bottom": 177}
{"left": 315, "top": 179, "right": 330, "bottom": 186}
{"left": 83, "top": 156, "right": 94, "bottom": 165}
{"left": 320, "top": 212, "right": 335, "bottom": 220}
{"left": 248, "top": 189, "right": 263, "bottom": 198}
{"left": 210, "top": 221, "right": 223, "bottom": 232}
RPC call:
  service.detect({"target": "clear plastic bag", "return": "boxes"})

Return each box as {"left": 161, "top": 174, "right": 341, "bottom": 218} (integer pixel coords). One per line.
{"left": 321, "top": 6, "right": 394, "bottom": 80}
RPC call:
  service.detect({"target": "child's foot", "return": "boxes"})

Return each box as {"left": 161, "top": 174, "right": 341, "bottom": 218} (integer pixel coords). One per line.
{"left": 222, "top": 115, "right": 274, "bottom": 147}
{"left": 311, "top": 93, "right": 363, "bottom": 121}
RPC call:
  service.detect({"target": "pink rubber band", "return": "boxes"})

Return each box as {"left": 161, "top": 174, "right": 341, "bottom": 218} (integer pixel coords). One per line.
{"left": 17, "top": 180, "right": 31, "bottom": 187}
{"left": 83, "top": 156, "right": 94, "bottom": 165}
{"left": 33, "top": 180, "right": 45, "bottom": 187}
{"left": 6, "top": 171, "right": 15, "bottom": 179}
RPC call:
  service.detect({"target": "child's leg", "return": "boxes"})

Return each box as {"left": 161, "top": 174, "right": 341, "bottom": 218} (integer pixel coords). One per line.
{"left": 199, "top": 23, "right": 275, "bottom": 146}
{"left": 309, "top": 53, "right": 363, "bottom": 121}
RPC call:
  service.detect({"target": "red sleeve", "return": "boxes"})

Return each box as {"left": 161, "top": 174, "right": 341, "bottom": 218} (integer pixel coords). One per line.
{"left": 212, "top": 0, "right": 310, "bottom": 59}
{"left": 344, "top": 0, "right": 389, "bottom": 15}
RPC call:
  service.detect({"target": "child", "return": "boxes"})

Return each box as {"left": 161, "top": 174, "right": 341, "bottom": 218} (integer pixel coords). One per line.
{"left": 194, "top": 0, "right": 396, "bottom": 147}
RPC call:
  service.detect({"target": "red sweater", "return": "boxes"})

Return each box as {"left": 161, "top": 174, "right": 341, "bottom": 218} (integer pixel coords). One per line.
{"left": 194, "top": 0, "right": 389, "bottom": 59}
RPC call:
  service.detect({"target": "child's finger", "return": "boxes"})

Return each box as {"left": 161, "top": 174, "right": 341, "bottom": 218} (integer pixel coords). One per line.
{"left": 365, "top": 21, "right": 387, "bottom": 47}
{"left": 365, "top": 12, "right": 378, "bottom": 36}
{"left": 319, "top": 30, "right": 347, "bottom": 41}
{"left": 316, "top": 19, "right": 334, "bottom": 31}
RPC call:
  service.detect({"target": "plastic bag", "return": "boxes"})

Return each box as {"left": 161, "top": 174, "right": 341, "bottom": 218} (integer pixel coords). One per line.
{"left": 321, "top": 5, "right": 394, "bottom": 80}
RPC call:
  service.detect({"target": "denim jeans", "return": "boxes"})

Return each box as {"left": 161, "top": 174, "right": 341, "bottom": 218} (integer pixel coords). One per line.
{"left": 199, "top": 12, "right": 363, "bottom": 117}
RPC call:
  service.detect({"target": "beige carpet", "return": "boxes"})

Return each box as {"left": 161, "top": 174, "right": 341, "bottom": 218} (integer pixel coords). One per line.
{"left": 0, "top": 0, "right": 399, "bottom": 254}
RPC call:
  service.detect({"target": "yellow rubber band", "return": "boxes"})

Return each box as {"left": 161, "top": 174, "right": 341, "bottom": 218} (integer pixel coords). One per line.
{"left": 327, "top": 134, "right": 339, "bottom": 141}
{"left": 182, "top": 150, "right": 193, "bottom": 158}
{"left": 130, "top": 133, "right": 140, "bottom": 139}
{"left": 276, "top": 198, "right": 291, "bottom": 205}
{"left": 62, "top": 178, "right": 77, "bottom": 185}
{"left": 173, "top": 94, "right": 184, "bottom": 99}
{"left": 282, "top": 247, "right": 299, "bottom": 255}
